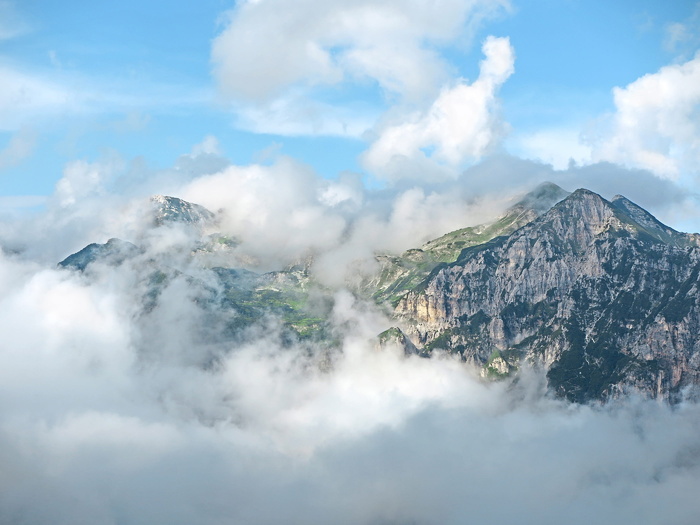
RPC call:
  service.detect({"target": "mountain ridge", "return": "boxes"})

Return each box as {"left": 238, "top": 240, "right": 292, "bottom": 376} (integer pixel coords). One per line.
{"left": 363, "top": 182, "right": 570, "bottom": 305}
{"left": 57, "top": 183, "right": 700, "bottom": 403}
{"left": 395, "top": 187, "right": 700, "bottom": 402}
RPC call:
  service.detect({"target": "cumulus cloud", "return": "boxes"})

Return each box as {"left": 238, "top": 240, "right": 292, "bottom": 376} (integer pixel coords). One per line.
{"left": 212, "top": 0, "right": 509, "bottom": 102}
{"left": 362, "top": 36, "right": 515, "bottom": 180}
{"left": 211, "top": 0, "right": 510, "bottom": 136}
{"left": 190, "top": 135, "right": 222, "bottom": 157}
{"left": 587, "top": 52, "right": 700, "bottom": 180}
{"left": 3, "top": 136, "right": 694, "bottom": 273}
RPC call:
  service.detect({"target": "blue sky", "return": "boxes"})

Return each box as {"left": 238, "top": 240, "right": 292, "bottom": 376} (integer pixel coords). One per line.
{"left": 1, "top": 0, "right": 699, "bottom": 224}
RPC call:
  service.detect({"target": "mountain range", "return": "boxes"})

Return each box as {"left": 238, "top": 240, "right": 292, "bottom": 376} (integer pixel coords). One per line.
{"left": 59, "top": 184, "right": 700, "bottom": 403}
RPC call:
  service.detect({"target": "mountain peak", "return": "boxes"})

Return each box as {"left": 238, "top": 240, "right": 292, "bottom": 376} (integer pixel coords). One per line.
{"left": 611, "top": 194, "right": 694, "bottom": 247}
{"left": 395, "top": 185, "right": 700, "bottom": 403}
{"left": 514, "top": 182, "right": 570, "bottom": 214}
{"left": 567, "top": 187, "right": 605, "bottom": 200}
{"left": 59, "top": 238, "right": 141, "bottom": 271}
{"left": 150, "top": 195, "right": 215, "bottom": 227}
{"left": 544, "top": 188, "right": 615, "bottom": 232}
{"left": 537, "top": 188, "right": 692, "bottom": 249}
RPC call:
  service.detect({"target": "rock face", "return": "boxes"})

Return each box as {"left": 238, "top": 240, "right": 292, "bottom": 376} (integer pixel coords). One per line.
{"left": 57, "top": 186, "right": 700, "bottom": 403}
{"left": 395, "top": 188, "right": 700, "bottom": 402}
{"left": 150, "top": 195, "right": 215, "bottom": 227}
{"left": 364, "top": 182, "right": 570, "bottom": 305}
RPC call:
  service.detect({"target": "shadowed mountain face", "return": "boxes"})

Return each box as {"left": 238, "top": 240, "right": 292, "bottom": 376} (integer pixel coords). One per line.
{"left": 57, "top": 183, "right": 700, "bottom": 403}
{"left": 58, "top": 238, "right": 142, "bottom": 271}
{"left": 395, "top": 188, "right": 700, "bottom": 402}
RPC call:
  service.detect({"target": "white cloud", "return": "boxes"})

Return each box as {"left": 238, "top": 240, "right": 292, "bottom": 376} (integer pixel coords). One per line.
{"left": 211, "top": 0, "right": 510, "bottom": 137}
{"left": 212, "top": 0, "right": 509, "bottom": 103}
{"left": 511, "top": 127, "right": 592, "bottom": 170}
{"left": 362, "top": 35, "right": 515, "bottom": 180}
{"left": 1, "top": 142, "right": 700, "bottom": 522}
{"left": 176, "top": 156, "right": 513, "bottom": 283}
{"left": 53, "top": 159, "right": 114, "bottom": 209}
{"left": 587, "top": 52, "right": 700, "bottom": 180}
{"left": 179, "top": 157, "right": 349, "bottom": 268}
{"left": 0, "top": 241, "right": 700, "bottom": 523}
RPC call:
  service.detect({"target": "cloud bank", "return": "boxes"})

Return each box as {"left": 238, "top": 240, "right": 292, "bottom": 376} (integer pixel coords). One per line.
{"left": 1, "top": 140, "right": 700, "bottom": 523}
{"left": 1, "top": 245, "right": 699, "bottom": 524}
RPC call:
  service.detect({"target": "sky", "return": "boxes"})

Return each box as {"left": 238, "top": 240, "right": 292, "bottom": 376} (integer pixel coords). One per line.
{"left": 2, "top": 2, "right": 700, "bottom": 524}
{"left": 1, "top": 0, "right": 699, "bottom": 224}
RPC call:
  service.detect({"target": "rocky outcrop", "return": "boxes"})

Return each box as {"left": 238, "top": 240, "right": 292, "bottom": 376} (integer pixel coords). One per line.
{"left": 395, "top": 189, "right": 700, "bottom": 402}
{"left": 151, "top": 195, "right": 216, "bottom": 227}
{"left": 58, "top": 186, "right": 700, "bottom": 404}
{"left": 363, "top": 182, "right": 570, "bottom": 305}
{"left": 58, "top": 238, "right": 141, "bottom": 271}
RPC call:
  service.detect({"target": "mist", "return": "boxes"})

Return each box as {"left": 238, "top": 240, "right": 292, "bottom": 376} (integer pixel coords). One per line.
{"left": 1, "top": 152, "right": 700, "bottom": 524}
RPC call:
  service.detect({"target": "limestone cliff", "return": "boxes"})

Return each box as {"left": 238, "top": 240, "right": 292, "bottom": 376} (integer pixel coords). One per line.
{"left": 395, "top": 189, "right": 700, "bottom": 402}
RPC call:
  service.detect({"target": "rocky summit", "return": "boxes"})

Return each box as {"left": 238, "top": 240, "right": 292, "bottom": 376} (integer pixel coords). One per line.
{"left": 394, "top": 188, "right": 700, "bottom": 403}
{"left": 58, "top": 183, "right": 700, "bottom": 403}
{"left": 150, "top": 194, "right": 216, "bottom": 227}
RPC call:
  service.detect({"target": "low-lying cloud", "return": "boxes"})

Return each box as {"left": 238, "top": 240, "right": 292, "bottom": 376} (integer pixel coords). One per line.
{"left": 1, "top": 249, "right": 699, "bottom": 524}
{"left": 1, "top": 145, "right": 700, "bottom": 524}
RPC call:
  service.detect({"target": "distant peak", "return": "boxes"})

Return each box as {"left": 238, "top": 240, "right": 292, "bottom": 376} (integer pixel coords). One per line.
{"left": 570, "top": 188, "right": 600, "bottom": 197}
{"left": 611, "top": 194, "right": 646, "bottom": 213}
{"left": 149, "top": 194, "right": 215, "bottom": 226}
{"left": 551, "top": 188, "right": 610, "bottom": 212}
{"left": 533, "top": 181, "right": 565, "bottom": 193}
{"left": 561, "top": 188, "right": 611, "bottom": 206}
{"left": 514, "top": 181, "right": 570, "bottom": 214}
{"left": 151, "top": 194, "right": 174, "bottom": 203}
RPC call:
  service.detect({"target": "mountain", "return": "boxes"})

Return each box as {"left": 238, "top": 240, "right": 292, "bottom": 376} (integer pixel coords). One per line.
{"left": 58, "top": 238, "right": 141, "bottom": 271}
{"left": 150, "top": 194, "right": 216, "bottom": 227}
{"left": 57, "top": 184, "right": 700, "bottom": 403}
{"left": 58, "top": 197, "right": 329, "bottom": 344}
{"left": 394, "top": 188, "right": 700, "bottom": 402}
{"left": 364, "top": 182, "right": 570, "bottom": 305}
